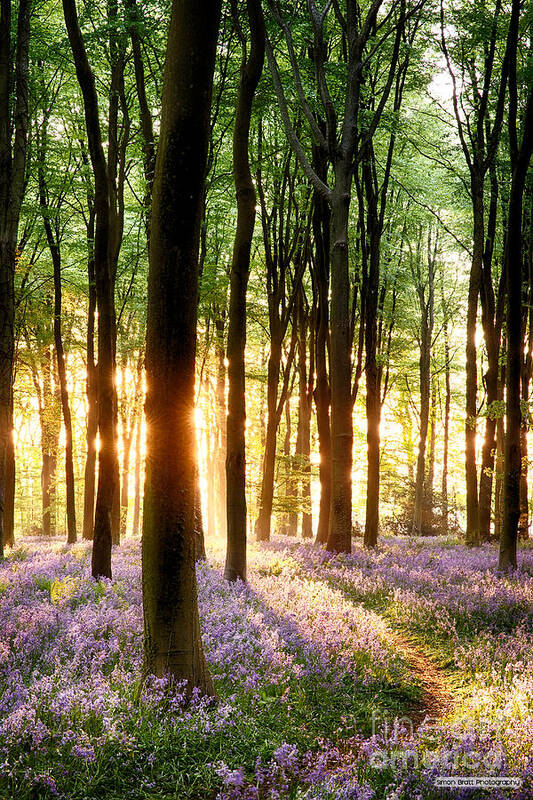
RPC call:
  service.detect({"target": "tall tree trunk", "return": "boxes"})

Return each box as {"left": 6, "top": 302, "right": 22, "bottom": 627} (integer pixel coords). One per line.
{"left": 494, "top": 337, "right": 506, "bottom": 541}
{"left": 36, "top": 346, "right": 59, "bottom": 538}
{"left": 297, "top": 289, "right": 313, "bottom": 539}
{"left": 255, "top": 335, "right": 282, "bottom": 542}
{"left": 53, "top": 255, "right": 77, "bottom": 544}
{"left": 214, "top": 313, "right": 227, "bottom": 539}
{"left": 225, "top": 0, "right": 264, "bottom": 580}
{"left": 3, "top": 402, "right": 14, "bottom": 547}
{"left": 500, "top": 76, "right": 533, "bottom": 567}
{"left": 464, "top": 183, "right": 484, "bottom": 547}
{"left": 311, "top": 152, "right": 331, "bottom": 546}
{"left": 426, "top": 378, "right": 436, "bottom": 498}
{"left": 132, "top": 403, "right": 142, "bottom": 538}
{"left": 442, "top": 285, "right": 451, "bottom": 535}
{"left": 63, "top": 0, "right": 119, "bottom": 577}
{"left": 478, "top": 167, "right": 503, "bottom": 543}
{"left": 83, "top": 210, "right": 97, "bottom": 541}
{"left": 0, "top": 0, "right": 31, "bottom": 558}
{"left": 142, "top": 0, "right": 220, "bottom": 690}
{"left": 120, "top": 355, "right": 142, "bottom": 538}
{"left": 413, "top": 229, "right": 435, "bottom": 536}
{"left": 282, "top": 394, "right": 293, "bottom": 535}
{"left": 326, "top": 173, "right": 353, "bottom": 554}
{"left": 38, "top": 128, "right": 77, "bottom": 544}
{"left": 362, "top": 178, "right": 381, "bottom": 550}
{"left": 518, "top": 237, "right": 533, "bottom": 539}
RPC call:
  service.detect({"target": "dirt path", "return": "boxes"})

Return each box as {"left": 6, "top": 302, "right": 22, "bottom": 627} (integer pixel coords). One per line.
{"left": 384, "top": 624, "right": 456, "bottom": 723}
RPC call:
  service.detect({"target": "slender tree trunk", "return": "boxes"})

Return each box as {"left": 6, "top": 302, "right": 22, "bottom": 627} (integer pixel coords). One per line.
{"left": 518, "top": 253, "right": 533, "bottom": 539}
{"left": 38, "top": 135, "right": 77, "bottom": 543}
{"left": 426, "top": 378, "right": 437, "bottom": 496}
{"left": 36, "top": 347, "right": 59, "bottom": 537}
{"left": 255, "top": 335, "right": 282, "bottom": 542}
{"left": 298, "top": 291, "right": 313, "bottom": 539}
{"left": 83, "top": 211, "right": 97, "bottom": 541}
{"left": 0, "top": 0, "right": 31, "bottom": 558}
{"left": 195, "top": 465, "right": 206, "bottom": 561}
{"left": 207, "top": 419, "right": 216, "bottom": 539}
{"left": 442, "top": 293, "right": 451, "bottom": 534}
{"left": 120, "top": 356, "right": 142, "bottom": 537}
{"left": 464, "top": 183, "right": 484, "bottom": 547}
{"left": 214, "top": 314, "right": 227, "bottom": 539}
{"left": 63, "top": 0, "right": 119, "bottom": 578}
{"left": 311, "top": 160, "right": 331, "bottom": 546}
{"left": 142, "top": 0, "right": 220, "bottom": 690}
{"left": 413, "top": 348, "right": 430, "bottom": 536}
{"left": 478, "top": 171, "right": 502, "bottom": 542}
{"left": 413, "top": 230, "right": 435, "bottom": 535}
{"left": 132, "top": 404, "right": 142, "bottom": 538}
{"left": 54, "top": 265, "right": 77, "bottom": 544}
{"left": 282, "top": 395, "right": 293, "bottom": 535}
{"left": 363, "top": 193, "right": 381, "bottom": 550}
{"left": 494, "top": 336, "right": 506, "bottom": 540}
{"left": 3, "top": 402, "right": 14, "bottom": 547}
{"left": 326, "top": 173, "right": 353, "bottom": 554}
{"left": 500, "top": 84, "right": 533, "bottom": 567}
{"left": 225, "top": 0, "right": 264, "bottom": 581}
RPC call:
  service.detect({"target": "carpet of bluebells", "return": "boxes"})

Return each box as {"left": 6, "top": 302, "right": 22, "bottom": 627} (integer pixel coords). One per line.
{"left": 0, "top": 534, "right": 532, "bottom": 799}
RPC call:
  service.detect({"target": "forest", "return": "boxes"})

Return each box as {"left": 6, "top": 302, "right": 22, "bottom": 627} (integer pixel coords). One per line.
{"left": 0, "top": 0, "right": 532, "bottom": 797}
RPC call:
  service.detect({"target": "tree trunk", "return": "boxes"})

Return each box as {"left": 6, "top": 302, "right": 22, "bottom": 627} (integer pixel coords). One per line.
{"left": 132, "top": 404, "right": 142, "bottom": 537}
{"left": 142, "top": 0, "right": 220, "bottom": 690}
{"left": 297, "top": 290, "right": 313, "bottom": 539}
{"left": 282, "top": 395, "right": 294, "bottom": 535}
{"left": 3, "top": 403, "right": 14, "bottom": 548}
{"left": 413, "top": 229, "right": 435, "bottom": 536}
{"left": 494, "top": 336, "right": 506, "bottom": 541}
{"left": 214, "top": 314, "right": 226, "bottom": 539}
{"left": 327, "top": 178, "right": 353, "bottom": 554}
{"left": 255, "top": 335, "right": 282, "bottom": 542}
{"left": 37, "top": 129, "right": 77, "bottom": 544}
{"left": 54, "top": 260, "right": 77, "bottom": 544}
{"left": 363, "top": 183, "right": 381, "bottom": 550}
{"left": 442, "top": 287, "right": 451, "bottom": 535}
{"left": 478, "top": 167, "right": 502, "bottom": 542}
{"left": 83, "top": 210, "right": 97, "bottom": 541}
{"left": 63, "top": 0, "right": 119, "bottom": 578}
{"left": 0, "top": 0, "right": 31, "bottom": 557}
{"left": 224, "top": 0, "right": 264, "bottom": 581}
{"left": 311, "top": 155, "right": 331, "bottom": 546}
{"left": 500, "top": 77, "right": 533, "bottom": 568}
{"left": 464, "top": 183, "right": 484, "bottom": 547}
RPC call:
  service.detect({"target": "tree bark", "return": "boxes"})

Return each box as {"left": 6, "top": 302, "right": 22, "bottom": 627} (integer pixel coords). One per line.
{"left": 132, "top": 402, "right": 142, "bottom": 538}
{"left": 142, "top": 0, "right": 220, "bottom": 690}
{"left": 326, "top": 176, "right": 353, "bottom": 553}
{"left": 311, "top": 151, "right": 331, "bottom": 546}
{"left": 37, "top": 122, "right": 77, "bottom": 544}
{"left": 83, "top": 228, "right": 98, "bottom": 540}
{"left": 255, "top": 333, "right": 282, "bottom": 542}
{"left": 412, "top": 229, "right": 436, "bottom": 536}
{"left": 63, "top": 0, "right": 119, "bottom": 577}
{"left": 224, "top": 0, "right": 264, "bottom": 581}
{"left": 499, "top": 70, "right": 533, "bottom": 568}
{"left": 0, "top": 0, "right": 31, "bottom": 557}
{"left": 297, "top": 288, "right": 313, "bottom": 539}
{"left": 441, "top": 280, "right": 451, "bottom": 534}
{"left": 214, "top": 313, "right": 227, "bottom": 540}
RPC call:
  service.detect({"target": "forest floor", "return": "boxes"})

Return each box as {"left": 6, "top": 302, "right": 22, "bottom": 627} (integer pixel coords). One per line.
{"left": 0, "top": 534, "right": 531, "bottom": 799}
